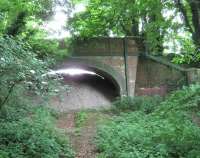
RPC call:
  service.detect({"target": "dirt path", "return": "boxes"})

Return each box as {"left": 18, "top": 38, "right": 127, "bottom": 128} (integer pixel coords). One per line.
{"left": 57, "top": 112, "right": 99, "bottom": 158}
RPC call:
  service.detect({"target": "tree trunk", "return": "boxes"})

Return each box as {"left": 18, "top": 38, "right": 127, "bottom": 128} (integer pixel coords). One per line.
{"left": 188, "top": 0, "right": 200, "bottom": 47}
{"left": 175, "top": 0, "right": 200, "bottom": 48}
{"left": 130, "top": 19, "right": 146, "bottom": 52}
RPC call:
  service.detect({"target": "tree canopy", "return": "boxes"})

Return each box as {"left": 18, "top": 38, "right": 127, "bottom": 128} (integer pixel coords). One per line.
{"left": 173, "top": 0, "right": 200, "bottom": 64}
{"left": 69, "top": 0, "right": 172, "bottom": 53}
{"left": 68, "top": 0, "right": 200, "bottom": 64}
{"left": 0, "top": 0, "right": 53, "bottom": 36}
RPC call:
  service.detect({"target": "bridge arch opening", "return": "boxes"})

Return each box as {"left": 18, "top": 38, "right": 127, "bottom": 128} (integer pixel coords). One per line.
{"left": 50, "top": 65, "right": 121, "bottom": 111}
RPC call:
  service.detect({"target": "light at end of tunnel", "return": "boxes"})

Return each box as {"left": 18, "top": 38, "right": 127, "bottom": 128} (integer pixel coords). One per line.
{"left": 48, "top": 68, "right": 105, "bottom": 79}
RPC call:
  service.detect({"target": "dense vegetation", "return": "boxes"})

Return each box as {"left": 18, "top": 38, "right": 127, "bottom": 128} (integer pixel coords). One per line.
{"left": 0, "top": 105, "right": 74, "bottom": 158}
{"left": 96, "top": 85, "right": 200, "bottom": 157}
{"left": 0, "top": 0, "right": 68, "bottom": 59}
{"left": 0, "top": 1, "right": 73, "bottom": 157}
{"left": 0, "top": 36, "right": 74, "bottom": 157}
{"left": 0, "top": 0, "right": 53, "bottom": 36}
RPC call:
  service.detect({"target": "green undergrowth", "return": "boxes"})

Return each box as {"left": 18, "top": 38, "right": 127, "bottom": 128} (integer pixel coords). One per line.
{"left": 0, "top": 104, "right": 75, "bottom": 158}
{"left": 74, "top": 109, "right": 112, "bottom": 128}
{"left": 75, "top": 110, "right": 89, "bottom": 128}
{"left": 112, "top": 95, "right": 163, "bottom": 114}
{"left": 96, "top": 85, "right": 200, "bottom": 158}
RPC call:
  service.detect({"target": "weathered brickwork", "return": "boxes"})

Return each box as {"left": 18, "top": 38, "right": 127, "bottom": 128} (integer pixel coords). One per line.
{"left": 71, "top": 37, "right": 138, "bottom": 56}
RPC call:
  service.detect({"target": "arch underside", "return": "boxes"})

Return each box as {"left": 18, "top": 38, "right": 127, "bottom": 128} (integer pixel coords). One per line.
{"left": 56, "top": 57, "right": 126, "bottom": 96}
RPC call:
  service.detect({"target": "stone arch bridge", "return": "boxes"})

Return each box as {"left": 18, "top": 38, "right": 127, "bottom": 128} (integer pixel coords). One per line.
{"left": 57, "top": 37, "right": 138, "bottom": 97}
{"left": 57, "top": 37, "right": 188, "bottom": 97}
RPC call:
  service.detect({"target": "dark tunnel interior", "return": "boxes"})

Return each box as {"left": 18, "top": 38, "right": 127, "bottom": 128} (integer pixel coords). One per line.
{"left": 50, "top": 68, "right": 120, "bottom": 111}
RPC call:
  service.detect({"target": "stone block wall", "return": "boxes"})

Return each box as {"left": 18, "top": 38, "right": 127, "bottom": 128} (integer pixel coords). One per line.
{"left": 135, "top": 56, "right": 187, "bottom": 96}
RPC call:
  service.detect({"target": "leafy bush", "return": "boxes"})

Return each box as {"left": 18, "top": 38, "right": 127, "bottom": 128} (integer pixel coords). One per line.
{"left": 172, "top": 36, "right": 200, "bottom": 65}
{"left": 0, "top": 36, "right": 67, "bottom": 109}
{"left": 113, "top": 96, "right": 162, "bottom": 114}
{"left": 0, "top": 36, "right": 51, "bottom": 109}
{"left": 0, "top": 105, "right": 75, "bottom": 158}
{"left": 28, "top": 38, "right": 69, "bottom": 60}
{"left": 0, "top": 36, "right": 73, "bottom": 157}
{"left": 96, "top": 85, "right": 200, "bottom": 158}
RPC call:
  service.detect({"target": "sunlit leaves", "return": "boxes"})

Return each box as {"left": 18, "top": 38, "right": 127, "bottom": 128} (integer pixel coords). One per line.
{"left": 0, "top": 36, "right": 66, "bottom": 108}
{"left": 0, "top": 0, "right": 54, "bottom": 36}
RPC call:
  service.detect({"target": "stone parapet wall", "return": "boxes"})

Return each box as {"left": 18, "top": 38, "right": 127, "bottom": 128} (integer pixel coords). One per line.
{"left": 70, "top": 37, "right": 138, "bottom": 56}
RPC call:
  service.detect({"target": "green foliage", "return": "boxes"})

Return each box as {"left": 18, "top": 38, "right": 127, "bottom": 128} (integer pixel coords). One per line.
{"left": 68, "top": 0, "right": 176, "bottom": 53}
{"left": 69, "top": 0, "right": 200, "bottom": 64}
{"left": 75, "top": 111, "right": 88, "bottom": 128}
{"left": 28, "top": 38, "right": 69, "bottom": 59}
{"left": 0, "top": 105, "right": 75, "bottom": 158}
{"left": 0, "top": 33, "right": 73, "bottom": 157}
{"left": 0, "top": 0, "right": 72, "bottom": 58}
{"left": 96, "top": 85, "right": 200, "bottom": 158}
{"left": 172, "top": 36, "right": 200, "bottom": 65}
{"left": 0, "top": 2, "right": 73, "bottom": 157}
{"left": 0, "top": 0, "right": 53, "bottom": 36}
{"left": 113, "top": 96, "right": 162, "bottom": 114}
{"left": 0, "top": 36, "right": 65, "bottom": 110}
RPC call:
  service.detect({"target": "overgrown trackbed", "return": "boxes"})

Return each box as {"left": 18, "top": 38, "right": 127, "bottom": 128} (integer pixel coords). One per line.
{"left": 57, "top": 111, "right": 109, "bottom": 158}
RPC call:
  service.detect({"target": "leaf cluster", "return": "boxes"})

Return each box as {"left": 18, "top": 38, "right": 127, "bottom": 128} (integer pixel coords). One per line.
{"left": 112, "top": 96, "right": 162, "bottom": 114}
